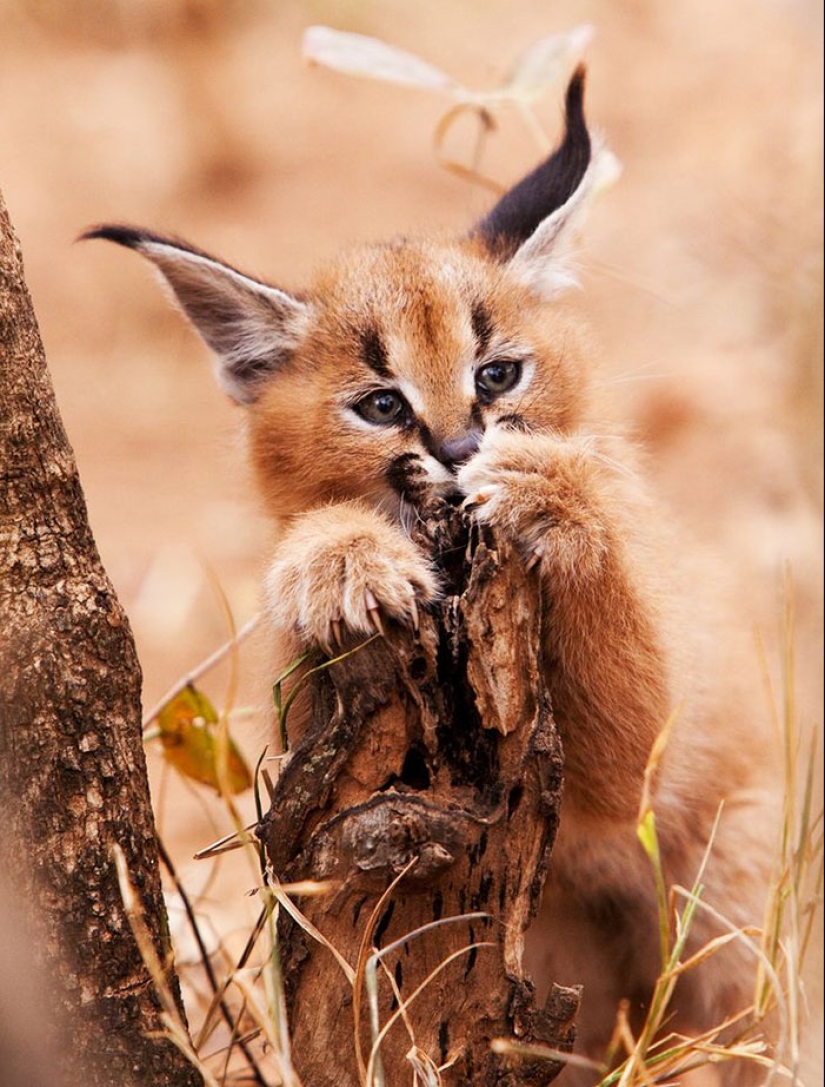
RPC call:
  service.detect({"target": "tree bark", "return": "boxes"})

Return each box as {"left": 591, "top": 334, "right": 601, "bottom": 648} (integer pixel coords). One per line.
{"left": 0, "top": 189, "right": 202, "bottom": 1087}
{"left": 259, "top": 503, "right": 580, "bottom": 1086}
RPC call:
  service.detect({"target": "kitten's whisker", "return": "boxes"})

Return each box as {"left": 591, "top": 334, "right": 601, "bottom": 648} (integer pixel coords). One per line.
{"left": 593, "top": 356, "right": 677, "bottom": 388}
{"left": 590, "top": 450, "right": 641, "bottom": 484}
{"left": 594, "top": 371, "right": 675, "bottom": 387}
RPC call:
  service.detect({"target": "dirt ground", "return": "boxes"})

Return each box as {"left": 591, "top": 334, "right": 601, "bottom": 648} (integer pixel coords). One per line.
{"left": 1, "top": 0, "right": 822, "bottom": 1078}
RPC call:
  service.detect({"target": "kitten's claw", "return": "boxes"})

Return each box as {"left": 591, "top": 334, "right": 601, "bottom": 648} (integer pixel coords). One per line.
{"left": 365, "top": 589, "right": 386, "bottom": 636}
{"left": 525, "top": 544, "right": 544, "bottom": 572}
{"left": 462, "top": 484, "right": 498, "bottom": 512}
{"left": 265, "top": 507, "right": 438, "bottom": 648}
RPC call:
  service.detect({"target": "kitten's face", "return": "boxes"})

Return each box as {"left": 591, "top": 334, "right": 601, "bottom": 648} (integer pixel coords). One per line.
{"left": 84, "top": 66, "right": 602, "bottom": 526}
{"left": 246, "top": 239, "right": 588, "bottom": 524}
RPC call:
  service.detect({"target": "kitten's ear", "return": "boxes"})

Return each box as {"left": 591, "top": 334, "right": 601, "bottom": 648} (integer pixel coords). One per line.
{"left": 81, "top": 226, "right": 309, "bottom": 404}
{"left": 473, "top": 66, "right": 618, "bottom": 298}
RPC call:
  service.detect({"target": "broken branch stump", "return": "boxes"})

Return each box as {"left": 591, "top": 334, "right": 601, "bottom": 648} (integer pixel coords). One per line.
{"left": 258, "top": 506, "right": 579, "bottom": 1086}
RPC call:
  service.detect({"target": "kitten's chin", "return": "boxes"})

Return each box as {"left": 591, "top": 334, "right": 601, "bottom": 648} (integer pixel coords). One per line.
{"left": 369, "top": 455, "right": 459, "bottom": 530}
{"left": 420, "top": 455, "right": 456, "bottom": 490}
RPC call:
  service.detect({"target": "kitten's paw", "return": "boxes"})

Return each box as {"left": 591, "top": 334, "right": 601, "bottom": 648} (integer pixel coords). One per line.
{"left": 457, "top": 428, "right": 611, "bottom": 581}
{"left": 264, "top": 502, "right": 438, "bottom": 651}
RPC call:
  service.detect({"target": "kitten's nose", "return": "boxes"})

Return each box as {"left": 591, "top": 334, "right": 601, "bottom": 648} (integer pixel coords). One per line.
{"left": 438, "top": 430, "right": 482, "bottom": 469}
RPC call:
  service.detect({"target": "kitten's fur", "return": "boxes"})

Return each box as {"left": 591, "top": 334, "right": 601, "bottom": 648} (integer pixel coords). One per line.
{"left": 87, "top": 69, "right": 778, "bottom": 1080}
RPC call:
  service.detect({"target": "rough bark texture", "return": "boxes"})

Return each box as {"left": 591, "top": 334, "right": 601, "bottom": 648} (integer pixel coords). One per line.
{"left": 0, "top": 189, "right": 202, "bottom": 1087}
{"left": 259, "top": 504, "right": 580, "bottom": 1086}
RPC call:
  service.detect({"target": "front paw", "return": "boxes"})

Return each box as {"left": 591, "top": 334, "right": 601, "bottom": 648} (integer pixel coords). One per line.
{"left": 264, "top": 502, "right": 438, "bottom": 650}
{"left": 456, "top": 429, "right": 610, "bottom": 581}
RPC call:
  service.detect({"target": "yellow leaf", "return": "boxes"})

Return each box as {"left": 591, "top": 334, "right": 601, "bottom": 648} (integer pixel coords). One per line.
{"left": 155, "top": 685, "right": 251, "bottom": 795}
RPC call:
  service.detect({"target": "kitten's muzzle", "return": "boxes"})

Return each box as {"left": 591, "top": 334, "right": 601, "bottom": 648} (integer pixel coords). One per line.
{"left": 438, "top": 430, "right": 483, "bottom": 471}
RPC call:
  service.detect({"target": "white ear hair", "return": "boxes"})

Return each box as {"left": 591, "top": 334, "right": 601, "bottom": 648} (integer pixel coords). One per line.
{"left": 507, "top": 141, "right": 621, "bottom": 299}
{"left": 82, "top": 226, "right": 309, "bottom": 404}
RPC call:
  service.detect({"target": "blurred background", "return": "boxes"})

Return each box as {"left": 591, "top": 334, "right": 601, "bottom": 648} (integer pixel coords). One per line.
{"left": 1, "top": 0, "right": 821, "bottom": 1074}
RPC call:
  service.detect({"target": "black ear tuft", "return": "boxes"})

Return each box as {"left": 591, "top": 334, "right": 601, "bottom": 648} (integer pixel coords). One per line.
{"left": 80, "top": 224, "right": 152, "bottom": 249}
{"left": 474, "top": 66, "right": 591, "bottom": 260}
{"left": 79, "top": 224, "right": 220, "bottom": 263}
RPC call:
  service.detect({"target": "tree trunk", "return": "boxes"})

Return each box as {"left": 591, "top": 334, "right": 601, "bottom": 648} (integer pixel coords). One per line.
{"left": 0, "top": 189, "right": 202, "bottom": 1087}
{"left": 259, "top": 502, "right": 580, "bottom": 1086}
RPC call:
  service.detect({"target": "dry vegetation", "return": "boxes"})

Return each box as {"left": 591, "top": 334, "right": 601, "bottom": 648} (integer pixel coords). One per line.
{"left": 0, "top": 0, "right": 821, "bottom": 1083}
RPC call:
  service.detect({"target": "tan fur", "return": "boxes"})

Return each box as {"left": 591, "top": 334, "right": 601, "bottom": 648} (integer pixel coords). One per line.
{"left": 243, "top": 237, "right": 777, "bottom": 1077}
{"left": 92, "top": 96, "right": 779, "bottom": 1080}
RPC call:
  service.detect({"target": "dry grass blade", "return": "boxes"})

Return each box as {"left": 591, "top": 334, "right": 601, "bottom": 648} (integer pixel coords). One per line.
{"left": 268, "top": 877, "right": 355, "bottom": 985}
{"left": 352, "top": 858, "right": 421, "bottom": 1083}
{"left": 113, "top": 844, "right": 220, "bottom": 1087}
{"left": 194, "top": 821, "right": 260, "bottom": 860}
{"left": 273, "top": 636, "right": 378, "bottom": 750}
{"left": 353, "top": 883, "right": 489, "bottom": 1086}
{"left": 200, "top": 1027, "right": 263, "bottom": 1063}
{"left": 673, "top": 886, "right": 788, "bottom": 1082}
{"left": 636, "top": 706, "right": 681, "bottom": 826}
{"left": 501, "top": 26, "right": 595, "bottom": 101}
{"left": 405, "top": 1043, "right": 443, "bottom": 1086}
{"left": 375, "top": 956, "right": 419, "bottom": 1069}
{"left": 490, "top": 1037, "right": 607, "bottom": 1073}
{"left": 369, "top": 912, "right": 492, "bottom": 964}
{"left": 302, "top": 22, "right": 602, "bottom": 190}
{"left": 365, "top": 941, "right": 496, "bottom": 1087}
{"left": 261, "top": 886, "right": 302, "bottom": 1087}
{"left": 142, "top": 613, "right": 261, "bottom": 730}
{"left": 194, "top": 907, "right": 268, "bottom": 1052}
{"left": 596, "top": 806, "right": 727, "bottom": 1087}
{"left": 635, "top": 708, "right": 687, "bottom": 970}
{"left": 670, "top": 927, "right": 762, "bottom": 976}
{"left": 750, "top": 573, "right": 824, "bottom": 1083}
{"left": 230, "top": 969, "right": 302, "bottom": 1087}
{"left": 302, "top": 26, "right": 463, "bottom": 97}
{"left": 433, "top": 103, "right": 505, "bottom": 194}
{"left": 157, "top": 835, "right": 269, "bottom": 1086}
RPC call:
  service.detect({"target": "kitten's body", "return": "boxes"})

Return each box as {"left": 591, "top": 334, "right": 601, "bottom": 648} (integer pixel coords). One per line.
{"left": 88, "top": 69, "right": 778, "bottom": 1080}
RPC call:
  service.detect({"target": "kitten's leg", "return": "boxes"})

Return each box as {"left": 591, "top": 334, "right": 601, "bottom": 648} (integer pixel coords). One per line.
{"left": 265, "top": 499, "right": 438, "bottom": 652}
{"left": 457, "top": 425, "right": 671, "bottom": 821}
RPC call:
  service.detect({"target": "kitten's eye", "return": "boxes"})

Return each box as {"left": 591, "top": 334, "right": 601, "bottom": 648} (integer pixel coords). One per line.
{"left": 354, "top": 389, "right": 407, "bottom": 425}
{"left": 475, "top": 360, "right": 521, "bottom": 398}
